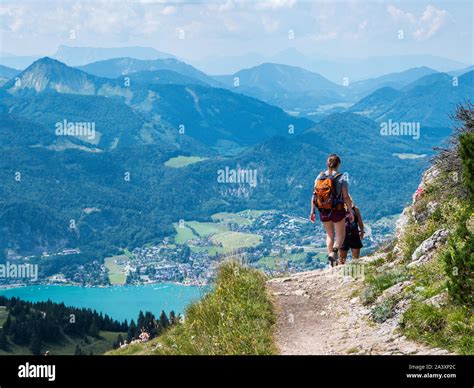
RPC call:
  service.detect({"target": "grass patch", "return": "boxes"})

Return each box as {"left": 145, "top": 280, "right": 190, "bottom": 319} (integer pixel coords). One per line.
{"left": 104, "top": 255, "right": 129, "bottom": 285}
{"left": 407, "top": 257, "right": 446, "bottom": 299}
{"left": 211, "top": 212, "right": 252, "bottom": 225}
{"left": 361, "top": 267, "right": 409, "bottom": 305}
{"left": 211, "top": 231, "right": 262, "bottom": 251}
{"left": 0, "top": 330, "right": 125, "bottom": 355}
{"left": 173, "top": 223, "right": 197, "bottom": 244}
{"left": 164, "top": 156, "right": 208, "bottom": 168}
{"left": 109, "top": 262, "right": 276, "bottom": 355}
{"left": 401, "top": 302, "right": 473, "bottom": 355}
{"left": 186, "top": 221, "right": 227, "bottom": 236}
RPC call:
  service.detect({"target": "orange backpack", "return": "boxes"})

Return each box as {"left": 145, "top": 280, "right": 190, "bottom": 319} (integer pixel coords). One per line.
{"left": 313, "top": 172, "right": 342, "bottom": 210}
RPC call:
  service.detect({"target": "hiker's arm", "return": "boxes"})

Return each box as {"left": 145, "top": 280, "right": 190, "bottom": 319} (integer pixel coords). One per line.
{"left": 342, "top": 185, "right": 353, "bottom": 210}
{"left": 355, "top": 207, "right": 364, "bottom": 238}
{"left": 310, "top": 192, "right": 316, "bottom": 214}
{"left": 342, "top": 185, "right": 354, "bottom": 222}
{"left": 309, "top": 191, "right": 317, "bottom": 222}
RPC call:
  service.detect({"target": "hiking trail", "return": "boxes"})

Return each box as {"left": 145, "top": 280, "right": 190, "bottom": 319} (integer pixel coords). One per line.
{"left": 267, "top": 254, "right": 450, "bottom": 355}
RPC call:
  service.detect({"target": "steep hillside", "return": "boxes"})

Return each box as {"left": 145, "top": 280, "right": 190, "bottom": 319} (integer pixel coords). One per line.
{"left": 270, "top": 106, "right": 473, "bottom": 355}
{"left": 110, "top": 262, "right": 276, "bottom": 355}
{"left": 109, "top": 106, "right": 473, "bottom": 355}
{"left": 0, "top": 65, "right": 20, "bottom": 79}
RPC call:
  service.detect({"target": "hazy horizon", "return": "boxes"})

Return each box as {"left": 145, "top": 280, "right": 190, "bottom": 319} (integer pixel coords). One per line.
{"left": 1, "top": 0, "right": 472, "bottom": 64}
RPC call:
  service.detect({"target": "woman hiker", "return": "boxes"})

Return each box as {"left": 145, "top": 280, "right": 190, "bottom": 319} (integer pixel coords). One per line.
{"left": 310, "top": 154, "right": 354, "bottom": 267}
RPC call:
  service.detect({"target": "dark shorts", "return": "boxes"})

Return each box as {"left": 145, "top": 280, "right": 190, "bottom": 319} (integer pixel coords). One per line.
{"left": 319, "top": 209, "right": 346, "bottom": 223}
{"left": 341, "top": 231, "right": 363, "bottom": 251}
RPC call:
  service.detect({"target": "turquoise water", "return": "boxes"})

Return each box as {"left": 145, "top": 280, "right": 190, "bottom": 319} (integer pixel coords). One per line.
{"left": 0, "top": 283, "right": 204, "bottom": 322}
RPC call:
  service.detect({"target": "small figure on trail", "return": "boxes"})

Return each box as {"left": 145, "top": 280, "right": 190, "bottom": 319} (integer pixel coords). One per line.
{"left": 139, "top": 329, "right": 150, "bottom": 343}
{"left": 310, "top": 154, "right": 354, "bottom": 267}
{"left": 339, "top": 196, "right": 364, "bottom": 265}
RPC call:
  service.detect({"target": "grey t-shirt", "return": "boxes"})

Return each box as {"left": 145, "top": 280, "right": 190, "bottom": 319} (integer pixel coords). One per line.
{"left": 315, "top": 171, "right": 348, "bottom": 202}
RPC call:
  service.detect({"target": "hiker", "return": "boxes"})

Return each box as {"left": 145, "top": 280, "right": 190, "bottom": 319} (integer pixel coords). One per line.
{"left": 339, "top": 196, "right": 364, "bottom": 265}
{"left": 310, "top": 154, "right": 354, "bottom": 267}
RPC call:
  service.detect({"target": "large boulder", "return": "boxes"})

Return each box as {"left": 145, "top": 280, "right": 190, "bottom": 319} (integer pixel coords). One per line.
{"left": 408, "top": 229, "right": 449, "bottom": 267}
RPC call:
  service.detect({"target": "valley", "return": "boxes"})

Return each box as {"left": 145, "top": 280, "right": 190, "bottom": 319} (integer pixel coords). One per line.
{"left": 0, "top": 46, "right": 471, "bottom": 307}
{"left": 1, "top": 209, "right": 396, "bottom": 288}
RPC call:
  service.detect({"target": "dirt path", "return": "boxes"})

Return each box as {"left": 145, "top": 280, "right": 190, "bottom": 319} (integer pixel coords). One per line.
{"left": 267, "top": 264, "right": 450, "bottom": 355}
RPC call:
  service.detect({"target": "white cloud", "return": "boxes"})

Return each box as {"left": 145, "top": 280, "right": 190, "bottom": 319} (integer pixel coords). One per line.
{"left": 387, "top": 4, "right": 450, "bottom": 40}
{"left": 414, "top": 5, "right": 449, "bottom": 40}
{"left": 254, "top": 0, "right": 296, "bottom": 11}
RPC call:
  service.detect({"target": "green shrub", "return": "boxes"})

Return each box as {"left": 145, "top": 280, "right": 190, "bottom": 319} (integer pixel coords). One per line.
{"left": 401, "top": 302, "right": 473, "bottom": 354}
{"left": 110, "top": 261, "right": 277, "bottom": 355}
{"left": 441, "top": 216, "right": 474, "bottom": 308}
{"left": 459, "top": 132, "right": 474, "bottom": 204}
{"left": 370, "top": 298, "right": 397, "bottom": 323}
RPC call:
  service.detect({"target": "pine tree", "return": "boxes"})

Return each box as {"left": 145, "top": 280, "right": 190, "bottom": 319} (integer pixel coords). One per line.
{"left": 0, "top": 328, "right": 7, "bottom": 350}
{"left": 74, "top": 344, "right": 82, "bottom": 356}
{"left": 169, "top": 311, "right": 177, "bottom": 325}
{"left": 88, "top": 320, "right": 100, "bottom": 338}
{"left": 115, "top": 333, "right": 124, "bottom": 349}
{"left": 127, "top": 320, "right": 137, "bottom": 342}
{"left": 159, "top": 311, "right": 170, "bottom": 330}
{"left": 30, "top": 333, "right": 42, "bottom": 355}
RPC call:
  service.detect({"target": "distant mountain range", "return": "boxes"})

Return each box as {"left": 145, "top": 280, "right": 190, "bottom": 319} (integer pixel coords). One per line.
{"left": 348, "top": 67, "right": 438, "bottom": 98}
{"left": 0, "top": 64, "right": 20, "bottom": 79}
{"left": 77, "top": 57, "right": 221, "bottom": 87}
{"left": 190, "top": 48, "right": 469, "bottom": 81}
{"left": 54, "top": 45, "right": 175, "bottom": 66}
{"left": 350, "top": 70, "right": 474, "bottom": 128}
{"left": 2, "top": 57, "right": 313, "bottom": 150}
{"left": 214, "top": 63, "right": 345, "bottom": 116}
{"left": 1, "top": 51, "right": 470, "bottom": 260}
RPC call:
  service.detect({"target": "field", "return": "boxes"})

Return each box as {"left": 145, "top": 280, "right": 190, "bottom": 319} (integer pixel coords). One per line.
{"left": 173, "top": 222, "right": 197, "bottom": 244}
{"left": 0, "top": 330, "right": 125, "bottom": 356}
{"left": 164, "top": 156, "right": 208, "bottom": 168}
{"left": 211, "top": 211, "right": 256, "bottom": 225}
{"left": 211, "top": 231, "right": 262, "bottom": 251}
{"left": 173, "top": 214, "right": 264, "bottom": 255}
{"left": 104, "top": 255, "right": 129, "bottom": 285}
{"left": 185, "top": 221, "right": 227, "bottom": 236}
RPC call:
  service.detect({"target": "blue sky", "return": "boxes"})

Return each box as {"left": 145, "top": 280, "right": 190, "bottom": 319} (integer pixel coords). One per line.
{"left": 0, "top": 0, "right": 472, "bottom": 64}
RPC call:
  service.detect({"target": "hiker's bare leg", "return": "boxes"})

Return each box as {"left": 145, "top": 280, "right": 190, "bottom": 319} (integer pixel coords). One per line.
{"left": 351, "top": 248, "right": 361, "bottom": 259}
{"left": 323, "top": 221, "right": 335, "bottom": 255}
{"left": 334, "top": 219, "right": 345, "bottom": 255}
{"left": 339, "top": 250, "right": 348, "bottom": 264}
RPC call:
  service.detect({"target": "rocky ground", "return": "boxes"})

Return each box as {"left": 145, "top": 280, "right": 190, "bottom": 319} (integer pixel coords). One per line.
{"left": 267, "top": 255, "right": 451, "bottom": 355}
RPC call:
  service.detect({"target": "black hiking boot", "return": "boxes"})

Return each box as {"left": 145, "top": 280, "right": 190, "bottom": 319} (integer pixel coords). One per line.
{"left": 332, "top": 247, "right": 339, "bottom": 266}
{"left": 328, "top": 249, "right": 337, "bottom": 267}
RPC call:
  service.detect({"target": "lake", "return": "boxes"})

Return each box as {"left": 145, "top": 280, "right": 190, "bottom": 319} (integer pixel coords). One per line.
{"left": 0, "top": 283, "right": 205, "bottom": 322}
